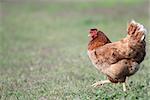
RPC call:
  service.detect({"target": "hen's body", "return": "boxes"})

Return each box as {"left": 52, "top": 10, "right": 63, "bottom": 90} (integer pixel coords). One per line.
{"left": 87, "top": 20, "right": 146, "bottom": 90}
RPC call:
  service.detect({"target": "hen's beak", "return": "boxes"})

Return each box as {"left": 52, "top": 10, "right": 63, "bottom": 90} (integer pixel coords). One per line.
{"left": 88, "top": 34, "right": 91, "bottom": 37}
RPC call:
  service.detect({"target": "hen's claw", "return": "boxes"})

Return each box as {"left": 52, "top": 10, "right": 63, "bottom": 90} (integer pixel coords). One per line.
{"left": 91, "top": 82, "right": 103, "bottom": 87}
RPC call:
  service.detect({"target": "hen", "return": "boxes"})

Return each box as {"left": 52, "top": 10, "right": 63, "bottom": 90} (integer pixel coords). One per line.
{"left": 87, "top": 20, "right": 146, "bottom": 91}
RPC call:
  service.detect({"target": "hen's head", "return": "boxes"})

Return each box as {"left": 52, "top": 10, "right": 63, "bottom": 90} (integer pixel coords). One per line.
{"left": 88, "top": 28, "right": 98, "bottom": 39}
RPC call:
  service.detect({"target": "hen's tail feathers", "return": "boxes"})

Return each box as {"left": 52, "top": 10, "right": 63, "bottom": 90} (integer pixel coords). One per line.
{"left": 127, "top": 20, "right": 147, "bottom": 42}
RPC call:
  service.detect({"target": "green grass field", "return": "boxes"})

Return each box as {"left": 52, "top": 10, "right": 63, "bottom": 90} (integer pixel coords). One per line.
{"left": 1, "top": 0, "right": 150, "bottom": 100}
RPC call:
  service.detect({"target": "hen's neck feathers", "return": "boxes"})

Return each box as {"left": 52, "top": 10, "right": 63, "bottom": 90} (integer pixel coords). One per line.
{"left": 88, "top": 31, "right": 111, "bottom": 51}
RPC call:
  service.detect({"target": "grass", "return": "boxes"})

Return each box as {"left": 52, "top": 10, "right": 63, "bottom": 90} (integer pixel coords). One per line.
{"left": 0, "top": 0, "right": 150, "bottom": 100}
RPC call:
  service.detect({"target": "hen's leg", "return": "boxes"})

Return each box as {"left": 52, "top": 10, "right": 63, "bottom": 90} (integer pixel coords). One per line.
{"left": 125, "top": 77, "right": 131, "bottom": 90}
{"left": 91, "top": 80, "right": 111, "bottom": 87}
{"left": 125, "top": 77, "right": 131, "bottom": 91}
{"left": 123, "top": 83, "right": 127, "bottom": 92}
{"left": 123, "top": 77, "right": 131, "bottom": 91}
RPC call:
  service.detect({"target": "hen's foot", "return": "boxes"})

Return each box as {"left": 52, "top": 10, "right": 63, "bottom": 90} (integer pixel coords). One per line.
{"left": 91, "top": 80, "right": 111, "bottom": 87}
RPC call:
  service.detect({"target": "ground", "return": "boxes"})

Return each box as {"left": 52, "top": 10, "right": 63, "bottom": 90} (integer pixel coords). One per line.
{"left": 0, "top": 0, "right": 150, "bottom": 100}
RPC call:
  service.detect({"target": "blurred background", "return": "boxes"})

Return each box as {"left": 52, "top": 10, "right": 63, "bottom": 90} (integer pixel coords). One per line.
{"left": 1, "top": 0, "right": 150, "bottom": 99}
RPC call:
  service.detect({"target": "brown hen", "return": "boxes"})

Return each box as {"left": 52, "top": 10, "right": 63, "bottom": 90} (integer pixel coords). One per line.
{"left": 87, "top": 20, "right": 146, "bottom": 91}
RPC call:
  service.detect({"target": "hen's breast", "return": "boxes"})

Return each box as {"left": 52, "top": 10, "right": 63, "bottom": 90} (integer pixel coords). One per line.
{"left": 87, "top": 50, "right": 98, "bottom": 69}
{"left": 87, "top": 49, "right": 109, "bottom": 71}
